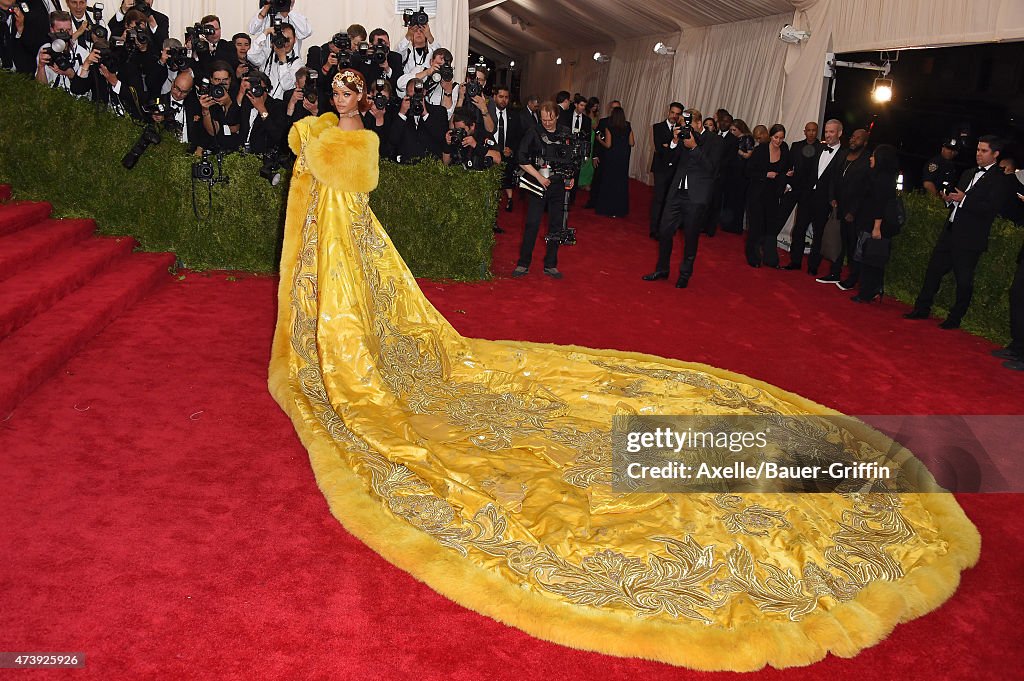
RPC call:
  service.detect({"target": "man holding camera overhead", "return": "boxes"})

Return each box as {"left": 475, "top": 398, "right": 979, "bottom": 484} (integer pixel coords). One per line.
{"left": 388, "top": 77, "right": 446, "bottom": 164}
{"left": 397, "top": 6, "right": 438, "bottom": 77}
{"left": 248, "top": 0, "right": 308, "bottom": 60}
{"left": 109, "top": 0, "right": 167, "bottom": 50}
{"left": 189, "top": 15, "right": 234, "bottom": 76}
{"left": 248, "top": 20, "right": 300, "bottom": 100}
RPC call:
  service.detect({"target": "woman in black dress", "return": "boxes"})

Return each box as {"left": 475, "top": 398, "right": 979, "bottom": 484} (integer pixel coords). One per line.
{"left": 721, "top": 119, "right": 755, "bottom": 233}
{"left": 852, "top": 144, "right": 900, "bottom": 302}
{"left": 593, "top": 106, "right": 634, "bottom": 218}
{"left": 744, "top": 124, "right": 791, "bottom": 267}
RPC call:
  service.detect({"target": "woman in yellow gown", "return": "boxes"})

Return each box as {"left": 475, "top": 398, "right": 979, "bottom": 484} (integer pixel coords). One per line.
{"left": 269, "top": 70, "right": 979, "bottom": 671}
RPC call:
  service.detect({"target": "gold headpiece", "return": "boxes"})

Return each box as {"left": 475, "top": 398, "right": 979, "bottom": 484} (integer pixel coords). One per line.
{"left": 332, "top": 69, "right": 364, "bottom": 94}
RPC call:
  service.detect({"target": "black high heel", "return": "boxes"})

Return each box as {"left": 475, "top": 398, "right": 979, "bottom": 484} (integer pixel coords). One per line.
{"left": 851, "top": 290, "right": 882, "bottom": 303}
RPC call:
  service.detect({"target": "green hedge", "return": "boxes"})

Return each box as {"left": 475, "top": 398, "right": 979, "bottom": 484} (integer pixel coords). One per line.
{"left": 0, "top": 71, "right": 498, "bottom": 280}
{"left": 886, "top": 191, "right": 1022, "bottom": 345}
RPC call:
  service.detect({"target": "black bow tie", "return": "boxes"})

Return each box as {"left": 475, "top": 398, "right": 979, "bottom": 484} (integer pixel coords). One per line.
{"left": 975, "top": 166, "right": 987, "bottom": 174}
{"left": 824, "top": 147, "right": 835, "bottom": 154}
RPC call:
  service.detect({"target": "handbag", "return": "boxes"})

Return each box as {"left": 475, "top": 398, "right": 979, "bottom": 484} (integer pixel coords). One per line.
{"left": 820, "top": 209, "right": 842, "bottom": 262}
{"left": 854, "top": 232, "right": 891, "bottom": 267}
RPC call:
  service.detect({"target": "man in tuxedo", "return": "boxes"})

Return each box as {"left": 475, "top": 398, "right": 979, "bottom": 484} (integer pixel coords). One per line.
{"left": 236, "top": 71, "right": 288, "bottom": 156}
{"left": 778, "top": 121, "right": 819, "bottom": 238}
{"left": 558, "top": 95, "right": 591, "bottom": 205}
{"left": 249, "top": 22, "right": 301, "bottom": 100}
{"left": 642, "top": 109, "right": 722, "bottom": 288}
{"left": 905, "top": 136, "right": 1012, "bottom": 329}
{"left": 149, "top": 71, "right": 202, "bottom": 150}
{"left": 649, "top": 102, "right": 683, "bottom": 238}
{"left": 488, "top": 85, "right": 522, "bottom": 212}
{"left": 784, "top": 119, "right": 845, "bottom": 274}
{"left": 368, "top": 28, "right": 403, "bottom": 92}
{"left": 191, "top": 15, "right": 235, "bottom": 77}
{"left": 521, "top": 95, "right": 539, "bottom": 128}
{"left": 109, "top": 0, "right": 168, "bottom": 52}
{"left": 388, "top": 78, "right": 447, "bottom": 163}
{"left": 715, "top": 109, "right": 743, "bottom": 234}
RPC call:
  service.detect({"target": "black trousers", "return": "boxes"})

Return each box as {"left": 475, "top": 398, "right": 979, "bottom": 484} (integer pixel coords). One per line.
{"left": 1009, "top": 252, "right": 1024, "bottom": 355}
{"left": 518, "top": 185, "right": 565, "bottom": 269}
{"left": 745, "top": 185, "right": 781, "bottom": 267}
{"left": 859, "top": 262, "right": 885, "bottom": 297}
{"left": 656, "top": 188, "right": 706, "bottom": 278}
{"left": 702, "top": 178, "right": 724, "bottom": 235}
{"left": 787, "top": 195, "right": 830, "bottom": 271}
{"left": 829, "top": 216, "right": 860, "bottom": 276}
{"left": 912, "top": 232, "right": 983, "bottom": 324}
{"left": 649, "top": 170, "right": 672, "bottom": 236}
{"left": 720, "top": 176, "right": 747, "bottom": 233}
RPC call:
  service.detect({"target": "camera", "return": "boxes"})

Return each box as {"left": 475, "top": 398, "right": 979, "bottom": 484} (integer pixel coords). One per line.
{"left": 270, "top": 19, "right": 289, "bottom": 49}
{"left": 434, "top": 59, "right": 454, "bottom": 84}
{"left": 95, "top": 45, "right": 120, "bottom": 69}
{"left": 196, "top": 77, "right": 226, "bottom": 100}
{"left": 186, "top": 22, "right": 215, "bottom": 54}
{"left": 1, "top": 3, "right": 29, "bottom": 15}
{"left": 259, "top": 148, "right": 290, "bottom": 186}
{"left": 143, "top": 96, "right": 170, "bottom": 119}
{"left": 124, "top": 25, "right": 149, "bottom": 51}
{"left": 464, "top": 67, "right": 483, "bottom": 100}
{"left": 128, "top": 0, "right": 150, "bottom": 16}
{"left": 121, "top": 125, "right": 160, "bottom": 170}
{"left": 403, "top": 6, "right": 429, "bottom": 27}
{"left": 331, "top": 32, "right": 351, "bottom": 52}
{"left": 371, "top": 39, "right": 389, "bottom": 65}
{"left": 409, "top": 81, "right": 425, "bottom": 117}
{"left": 260, "top": 0, "right": 290, "bottom": 14}
{"left": 302, "top": 70, "right": 318, "bottom": 103}
{"left": 246, "top": 75, "right": 266, "bottom": 98}
{"left": 85, "top": 4, "right": 107, "bottom": 41}
{"left": 45, "top": 31, "right": 75, "bottom": 71}
{"left": 371, "top": 78, "right": 388, "bottom": 110}
{"left": 166, "top": 45, "right": 188, "bottom": 71}
{"left": 676, "top": 111, "right": 693, "bottom": 140}
{"left": 539, "top": 129, "right": 588, "bottom": 180}
{"left": 192, "top": 150, "right": 215, "bottom": 180}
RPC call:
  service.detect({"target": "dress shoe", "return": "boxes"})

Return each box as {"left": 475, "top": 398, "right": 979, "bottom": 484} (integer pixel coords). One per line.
{"left": 992, "top": 347, "right": 1021, "bottom": 361}
{"left": 511, "top": 266, "right": 528, "bottom": 278}
{"left": 903, "top": 310, "right": 929, "bottom": 320}
{"left": 1004, "top": 360, "right": 1024, "bottom": 371}
{"left": 851, "top": 291, "right": 881, "bottom": 303}
{"left": 938, "top": 319, "right": 960, "bottom": 330}
{"left": 675, "top": 276, "right": 689, "bottom": 289}
{"left": 543, "top": 267, "right": 563, "bottom": 279}
{"left": 815, "top": 274, "right": 841, "bottom": 284}
{"left": 783, "top": 263, "right": 801, "bottom": 270}
{"left": 642, "top": 271, "right": 669, "bottom": 281}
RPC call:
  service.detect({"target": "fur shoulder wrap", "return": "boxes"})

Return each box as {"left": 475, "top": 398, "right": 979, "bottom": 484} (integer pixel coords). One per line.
{"left": 288, "top": 113, "right": 379, "bottom": 193}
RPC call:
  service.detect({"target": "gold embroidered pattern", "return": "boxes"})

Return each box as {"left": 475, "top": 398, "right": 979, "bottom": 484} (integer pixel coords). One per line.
{"left": 714, "top": 494, "right": 792, "bottom": 537}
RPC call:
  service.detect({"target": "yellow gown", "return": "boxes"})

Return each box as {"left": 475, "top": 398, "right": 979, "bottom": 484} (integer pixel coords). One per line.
{"left": 269, "top": 113, "right": 979, "bottom": 671}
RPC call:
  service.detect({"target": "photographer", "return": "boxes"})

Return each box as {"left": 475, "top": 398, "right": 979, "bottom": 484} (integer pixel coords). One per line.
{"left": 398, "top": 47, "right": 457, "bottom": 118}
{"left": 488, "top": 85, "right": 521, "bottom": 211}
{"left": 67, "top": 0, "right": 108, "bottom": 52}
{"left": 444, "top": 107, "right": 500, "bottom": 170}
{"left": 149, "top": 37, "right": 191, "bottom": 96}
{"left": 362, "top": 77, "right": 396, "bottom": 156}
{"left": 236, "top": 70, "right": 286, "bottom": 156}
{"left": 147, "top": 70, "right": 201, "bottom": 149}
{"left": 248, "top": 21, "right": 300, "bottom": 100}
{"left": 283, "top": 66, "right": 319, "bottom": 125}
{"left": 4, "top": 0, "right": 49, "bottom": 74}
{"left": 197, "top": 60, "right": 240, "bottom": 152}
{"left": 35, "top": 11, "right": 85, "bottom": 94}
{"left": 387, "top": 77, "right": 446, "bottom": 164}
{"left": 248, "top": 0, "right": 309, "bottom": 60}
{"left": 368, "top": 27, "right": 402, "bottom": 90}
{"left": 396, "top": 8, "right": 438, "bottom": 77}
{"left": 80, "top": 8, "right": 156, "bottom": 119}
{"left": 512, "top": 101, "right": 576, "bottom": 279}
{"left": 109, "top": 0, "right": 167, "bottom": 50}
{"left": 456, "top": 66, "right": 494, "bottom": 133}
{"left": 230, "top": 33, "right": 256, "bottom": 78}
{"left": 188, "top": 15, "right": 234, "bottom": 76}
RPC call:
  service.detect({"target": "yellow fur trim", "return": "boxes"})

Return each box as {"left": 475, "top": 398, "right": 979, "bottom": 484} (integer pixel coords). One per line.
{"left": 287, "top": 113, "right": 339, "bottom": 155}
{"left": 304, "top": 128, "right": 379, "bottom": 193}
{"left": 269, "top": 337, "right": 981, "bottom": 671}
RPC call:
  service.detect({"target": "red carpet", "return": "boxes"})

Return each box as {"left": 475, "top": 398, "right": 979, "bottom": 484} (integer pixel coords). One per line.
{"left": 1, "top": 181, "right": 1021, "bottom": 679}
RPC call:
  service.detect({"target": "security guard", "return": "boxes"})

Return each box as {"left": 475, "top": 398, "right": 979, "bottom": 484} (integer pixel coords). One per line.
{"left": 922, "top": 138, "right": 961, "bottom": 196}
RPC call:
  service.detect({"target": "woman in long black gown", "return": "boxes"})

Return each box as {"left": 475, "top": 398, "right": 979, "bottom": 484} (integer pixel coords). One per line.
{"left": 851, "top": 144, "right": 900, "bottom": 302}
{"left": 593, "top": 106, "right": 634, "bottom": 218}
{"left": 745, "top": 124, "right": 791, "bottom": 268}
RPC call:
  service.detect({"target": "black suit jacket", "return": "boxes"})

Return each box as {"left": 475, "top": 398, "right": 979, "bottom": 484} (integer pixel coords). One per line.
{"left": 488, "top": 104, "right": 522, "bottom": 157}
{"left": 808, "top": 143, "right": 847, "bottom": 207}
{"left": 947, "top": 166, "right": 1012, "bottom": 252}
{"left": 650, "top": 120, "right": 675, "bottom": 174}
{"left": 667, "top": 129, "right": 722, "bottom": 205}
{"left": 388, "top": 103, "right": 448, "bottom": 163}
{"left": 12, "top": 0, "right": 49, "bottom": 74}
{"left": 834, "top": 151, "right": 871, "bottom": 221}
{"left": 788, "top": 139, "right": 819, "bottom": 194}
{"left": 109, "top": 8, "right": 169, "bottom": 52}
{"left": 162, "top": 92, "right": 203, "bottom": 151}
{"left": 558, "top": 108, "right": 591, "bottom": 138}
{"left": 237, "top": 97, "right": 288, "bottom": 155}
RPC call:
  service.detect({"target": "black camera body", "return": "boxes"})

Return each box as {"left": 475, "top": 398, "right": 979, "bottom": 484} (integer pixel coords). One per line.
{"left": 167, "top": 46, "right": 188, "bottom": 71}
{"left": 403, "top": 6, "right": 429, "bottom": 27}
{"left": 371, "top": 78, "right": 388, "bottom": 110}
{"left": 121, "top": 124, "right": 161, "bottom": 170}
{"left": 192, "top": 151, "right": 215, "bottom": 180}
{"left": 540, "top": 129, "right": 588, "bottom": 180}
{"left": 124, "top": 25, "right": 149, "bottom": 51}
{"left": 409, "top": 81, "right": 426, "bottom": 117}
{"left": 260, "top": 0, "right": 291, "bottom": 14}
{"left": 675, "top": 111, "right": 693, "bottom": 141}
{"left": 131, "top": 0, "right": 151, "bottom": 16}
{"left": 331, "top": 32, "right": 351, "bottom": 52}
{"left": 196, "top": 77, "right": 226, "bottom": 100}
{"left": 45, "top": 31, "right": 75, "bottom": 71}
{"left": 302, "top": 71, "right": 318, "bottom": 103}
{"left": 186, "top": 22, "right": 215, "bottom": 54}
{"left": 270, "top": 23, "right": 289, "bottom": 49}
{"left": 246, "top": 75, "right": 266, "bottom": 98}
{"left": 371, "top": 39, "right": 389, "bottom": 65}
{"left": 436, "top": 60, "right": 454, "bottom": 83}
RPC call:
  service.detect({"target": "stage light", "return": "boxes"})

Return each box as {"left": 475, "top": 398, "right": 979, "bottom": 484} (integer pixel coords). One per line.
{"left": 872, "top": 78, "right": 893, "bottom": 103}
{"left": 556, "top": 57, "right": 562, "bottom": 65}
{"left": 653, "top": 42, "right": 676, "bottom": 56}
{"left": 593, "top": 52, "right": 610, "bottom": 63}
{"left": 509, "top": 60, "right": 515, "bottom": 68}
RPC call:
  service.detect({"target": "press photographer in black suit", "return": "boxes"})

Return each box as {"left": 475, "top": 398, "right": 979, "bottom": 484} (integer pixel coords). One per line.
{"left": 444, "top": 107, "right": 501, "bottom": 170}
{"left": 785, "top": 119, "right": 846, "bottom": 275}
{"left": 388, "top": 77, "right": 447, "bottom": 163}
{"left": 649, "top": 102, "right": 683, "bottom": 239}
{"left": 488, "top": 85, "right": 522, "bottom": 212}
{"left": 149, "top": 70, "right": 202, "bottom": 150}
{"left": 512, "top": 101, "right": 575, "bottom": 280}
{"left": 362, "top": 77, "right": 396, "bottom": 157}
{"left": 905, "top": 136, "right": 1013, "bottom": 329}
{"left": 284, "top": 66, "right": 320, "bottom": 125}
{"left": 109, "top": 0, "right": 168, "bottom": 52}
{"left": 643, "top": 108, "right": 722, "bottom": 288}
{"left": 236, "top": 70, "right": 287, "bottom": 157}
{"left": 822, "top": 128, "right": 871, "bottom": 286}
{"left": 190, "top": 15, "right": 235, "bottom": 77}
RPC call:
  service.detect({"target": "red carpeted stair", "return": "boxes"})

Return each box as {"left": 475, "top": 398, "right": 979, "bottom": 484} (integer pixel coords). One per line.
{"left": 0, "top": 195, "right": 174, "bottom": 416}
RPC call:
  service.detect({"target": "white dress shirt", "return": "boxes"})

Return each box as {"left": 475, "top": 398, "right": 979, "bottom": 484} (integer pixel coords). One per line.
{"left": 247, "top": 10, "right": 310, "bottom": 60}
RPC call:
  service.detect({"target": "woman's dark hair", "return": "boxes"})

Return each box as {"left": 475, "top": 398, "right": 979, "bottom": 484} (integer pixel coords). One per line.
{"left": 586, "top": 96, "right": 600, "bottom": 115}
{"left": 768, "top": 123, "right": 786, "bottom": 138}
{"left": 608, "top": 106, "right": 627, "bottom": 133}
{"left": 872, "top": 144, "right": 900, "bottom": 175}
{"left": 732, "top": 118, "right": 752, "bottom": 136}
